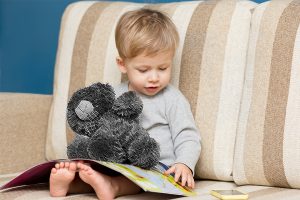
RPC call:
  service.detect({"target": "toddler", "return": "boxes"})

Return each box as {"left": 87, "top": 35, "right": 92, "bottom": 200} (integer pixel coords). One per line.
{"left": 49, "top": 8, "right": 201, "bottom": 200}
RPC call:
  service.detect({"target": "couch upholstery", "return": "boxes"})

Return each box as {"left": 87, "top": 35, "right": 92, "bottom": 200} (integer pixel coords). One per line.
{"left": 1, "top": 0, "right": 300, "bottom": 199}
{"left": 233, "top": 0, "right": 300, "bottom": 189}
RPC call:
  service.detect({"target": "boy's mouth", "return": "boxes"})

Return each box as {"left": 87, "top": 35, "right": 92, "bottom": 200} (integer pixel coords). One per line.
{"left": 145, "top": 86, "right": 159, "bottom": 93}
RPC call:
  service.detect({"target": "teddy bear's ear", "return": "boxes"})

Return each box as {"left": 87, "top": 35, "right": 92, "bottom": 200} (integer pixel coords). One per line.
{"left": 66, "top": 82, "right": 116, "bottom": 135}
{"left": 112, "top": 91, "right": 143, "bottom": 120}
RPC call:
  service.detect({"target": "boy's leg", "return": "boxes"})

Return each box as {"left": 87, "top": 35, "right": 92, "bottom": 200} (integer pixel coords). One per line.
{"left": 77, "top": 162, "right": 141, "bottom": 200}
{"left": 49, "top": 161, "right": 77, "bottom": 197}
{"left": 67, "top": 174, "right": 94, "bottom": 194}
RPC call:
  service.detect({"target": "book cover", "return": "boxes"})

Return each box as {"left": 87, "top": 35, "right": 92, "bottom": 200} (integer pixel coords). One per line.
{"left": 0, "top": 159, "right": 197, "bottom": 196}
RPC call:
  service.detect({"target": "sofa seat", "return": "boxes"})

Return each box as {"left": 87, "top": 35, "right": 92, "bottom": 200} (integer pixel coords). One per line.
{"left": 1, "top": 179, "right": 300, "bottom": 200}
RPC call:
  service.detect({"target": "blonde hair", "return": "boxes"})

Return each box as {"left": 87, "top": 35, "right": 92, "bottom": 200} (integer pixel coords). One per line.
{"left": 115, "top": 8, "right": 179, "bottom": 59}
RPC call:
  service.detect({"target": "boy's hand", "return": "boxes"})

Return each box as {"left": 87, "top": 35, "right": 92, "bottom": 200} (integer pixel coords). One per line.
{"left": 164, "top": 163, "right": 195, "bottom": 189}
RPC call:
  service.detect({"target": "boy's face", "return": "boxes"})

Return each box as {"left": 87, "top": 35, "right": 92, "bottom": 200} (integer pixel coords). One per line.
{"left": 117, "top": 50, "right": 174, "bottom": 96}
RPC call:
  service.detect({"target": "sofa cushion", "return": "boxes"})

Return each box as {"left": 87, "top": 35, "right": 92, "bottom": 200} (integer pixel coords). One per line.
{"left": 233, "top": 0, "right": 300, "bottom": 189}
{"left": 0, "top": 180, "right": 237, "bottom": 200}
{"left": 0, "top": 93, "right": 52, "bottom": 176}
{"left": 46, "top": 0, "right": 255, "bottom": 181}
{"left": 236, "top": 185, "right": 300, "bottom": 200}
{"left": 2, "top": 180, "right": 300, "bottom": 200}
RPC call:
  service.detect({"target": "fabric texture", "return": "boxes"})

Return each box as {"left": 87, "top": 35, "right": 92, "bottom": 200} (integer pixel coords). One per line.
{"left": 0, "top": 93, "right": 52, "bottom": 176}
{"left": 114, "top": 82, "right": 201, "bottom": 174}
{"left": 233, "top": 0, "right": 300, "bottom": 189}
{"left": 2, "top": 180, "right": 300, "bottom": 200}
{"left": 46, "top": 0, "right": 255, "bottom": 181}
{"left": 0, "top": 180, "right": 237, "bottom": 200}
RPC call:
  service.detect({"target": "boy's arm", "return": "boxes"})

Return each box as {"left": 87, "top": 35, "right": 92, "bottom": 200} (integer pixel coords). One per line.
{"left": 167, "top": 92, "right": 201, "bottom": 175}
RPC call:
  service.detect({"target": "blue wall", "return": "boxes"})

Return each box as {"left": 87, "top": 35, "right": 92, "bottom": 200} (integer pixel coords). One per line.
{"left": 0, "top": 0, "right": 268, "bottom": 94}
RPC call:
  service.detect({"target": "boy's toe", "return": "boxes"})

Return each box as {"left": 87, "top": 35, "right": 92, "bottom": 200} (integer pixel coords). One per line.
{"left": 69, "top": 162, "right": 77, "bottom": 171}
{"left": 55, "top": 163, "right": 60, "bottom": 169}
{"left": 59, "top": 162, "right": 65, "bottom": 168}
{"left": 51, "top": 168, "right": 57, "bottom": 174}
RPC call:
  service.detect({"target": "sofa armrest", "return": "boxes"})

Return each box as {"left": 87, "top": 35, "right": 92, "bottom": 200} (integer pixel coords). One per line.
{"left": 0, "top": 93, "right": 53, "bottom": 174}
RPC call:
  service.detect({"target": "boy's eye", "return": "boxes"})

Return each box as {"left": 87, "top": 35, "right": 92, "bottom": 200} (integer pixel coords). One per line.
{"left": 137, "top": 69, "right": 147, "bottom": 73}
{"left": 159, "top": 66, "right": 169, "bottom": 71}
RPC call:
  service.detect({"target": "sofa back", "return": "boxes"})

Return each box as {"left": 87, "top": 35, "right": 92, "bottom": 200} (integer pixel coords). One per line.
{"left": 46, "top": 0, "right": 255, "bottom": 181}
{"left": 233, "top": 0, "right": 300, "bottom": 189}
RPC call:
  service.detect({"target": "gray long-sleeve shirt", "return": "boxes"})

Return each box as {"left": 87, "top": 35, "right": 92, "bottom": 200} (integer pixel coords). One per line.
{"left": 114, "top": 82, "right": 201, "bottom": 174}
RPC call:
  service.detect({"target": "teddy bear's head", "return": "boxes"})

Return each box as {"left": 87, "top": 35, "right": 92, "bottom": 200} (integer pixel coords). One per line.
{"left": 67, "top": 82, "right": 115, "bottom": 137}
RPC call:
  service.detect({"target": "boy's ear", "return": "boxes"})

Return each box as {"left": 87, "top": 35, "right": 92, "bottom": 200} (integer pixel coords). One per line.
{"left": 116, "top": 57, "right": 127, "bottom": 73}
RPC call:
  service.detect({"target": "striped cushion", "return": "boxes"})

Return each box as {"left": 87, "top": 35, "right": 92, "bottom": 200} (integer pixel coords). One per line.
{"left": 46, "top": 0, "right": 255, "bottom": 181}
{"left": 233, "top": 0, "right": 300, "bottom": 189}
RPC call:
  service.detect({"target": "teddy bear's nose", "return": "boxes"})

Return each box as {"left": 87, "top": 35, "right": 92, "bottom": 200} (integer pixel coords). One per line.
{"left": 75, "top": 100, "right": 97, "bottom": 120}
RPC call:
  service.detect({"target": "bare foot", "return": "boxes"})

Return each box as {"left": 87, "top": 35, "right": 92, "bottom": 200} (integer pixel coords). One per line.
{"left": 49, "top": 161, "right": 77, "bottom": 197}
{"left": 77, "top": 162, "right": 117, "bottom": 200}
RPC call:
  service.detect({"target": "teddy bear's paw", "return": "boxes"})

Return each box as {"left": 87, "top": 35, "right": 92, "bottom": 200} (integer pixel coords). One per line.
{"left": 67, "top": 144, "right": 78, "bottom": 159}
{"left": 128, "top": 134, "right": 160, "bottom": 169}
{"left": 67, "top": 135, "right": 90, "bottom": 159}
{"left": 88, "top": 133, "right": 127, "bottom": 163}
{"left": 112, "top": 91, "right": 143, "bottom": 120}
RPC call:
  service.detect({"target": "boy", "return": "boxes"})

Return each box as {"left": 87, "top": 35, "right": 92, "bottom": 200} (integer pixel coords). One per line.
{"left": 49, "top": 8, "right": 201, "bottom": 200}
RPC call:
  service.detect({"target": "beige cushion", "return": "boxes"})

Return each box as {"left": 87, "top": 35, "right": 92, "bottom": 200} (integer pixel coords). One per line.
{"left": 233, "top": 0, "right": 300, "bottom": 189}
{"left": 46, "top": 0, "right": 255, "bottom": 181}
{"left": 0, "top": 180, "right": 237, "bottom": 200}
{"left": 236, "top": 185, "right": 300, "bottom": 200}
{"left": 0, "top": 93, "right": 51, "bottom": 177}
{"left": 2, "top": 180, "right": 300, "bottom": 200}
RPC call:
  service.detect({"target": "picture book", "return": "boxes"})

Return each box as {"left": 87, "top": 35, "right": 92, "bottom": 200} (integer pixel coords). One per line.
{"left": 0, "top": 159, "right": 197, "bottom": 196}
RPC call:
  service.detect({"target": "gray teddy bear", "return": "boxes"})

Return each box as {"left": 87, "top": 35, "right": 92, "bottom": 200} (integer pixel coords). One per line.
{"left": 66, "top": 82, "right": 160, "bottom": 169}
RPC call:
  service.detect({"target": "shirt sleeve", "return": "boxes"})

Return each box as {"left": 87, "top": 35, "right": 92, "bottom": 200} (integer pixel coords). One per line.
{"left": 166, "top": 90, "right": 201, "bottom": 175}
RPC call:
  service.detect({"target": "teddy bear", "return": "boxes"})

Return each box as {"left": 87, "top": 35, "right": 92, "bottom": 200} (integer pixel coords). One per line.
{"left": 66, "top": 82, "right": 160, "bottom": 169}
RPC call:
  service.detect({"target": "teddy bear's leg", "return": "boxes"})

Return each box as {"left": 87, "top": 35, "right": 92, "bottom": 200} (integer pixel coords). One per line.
{"left": 67, "top": 135, "right": 90, "bottom": 159}
{"left": 88, "top": 131, "right": 127, "bottom": 163}
{"left": 127, "top": 133, "right": 160, "bottom": 169}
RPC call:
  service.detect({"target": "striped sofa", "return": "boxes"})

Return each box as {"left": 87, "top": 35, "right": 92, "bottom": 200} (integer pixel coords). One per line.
{"left": 1, "top": 0, "right": 300, "bottom": 199}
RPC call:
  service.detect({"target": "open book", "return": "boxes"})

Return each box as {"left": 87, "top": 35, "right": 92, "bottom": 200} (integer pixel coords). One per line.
{"left": 0, "top": 159, "right": 197, "bottom": 196}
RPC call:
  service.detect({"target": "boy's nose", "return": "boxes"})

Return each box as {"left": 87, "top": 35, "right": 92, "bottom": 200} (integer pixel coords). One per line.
{"left": 148, "top": 71, "right": 159, "bottom": 82}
